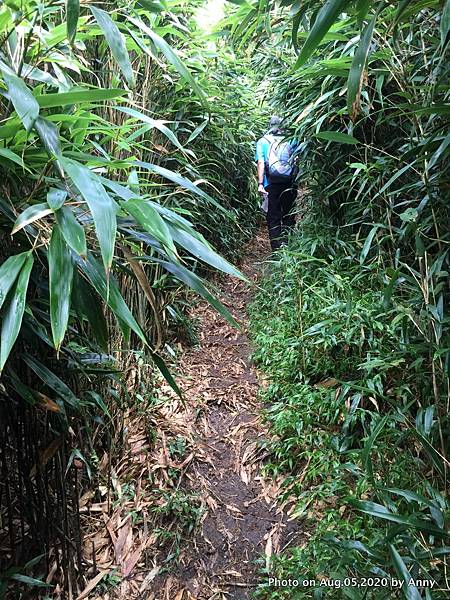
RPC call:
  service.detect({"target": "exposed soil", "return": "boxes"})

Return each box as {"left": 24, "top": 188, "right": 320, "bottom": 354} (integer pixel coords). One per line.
{"left": 83, "top": 230, "right": 299, "bottom": 600}
{"left": 146, "top": 230, "right": 298, "bottom": 599}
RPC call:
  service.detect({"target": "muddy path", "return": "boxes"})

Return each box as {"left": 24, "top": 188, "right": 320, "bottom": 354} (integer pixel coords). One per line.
{"left": 85, "top": 230, "right": 298, "bottom": 600}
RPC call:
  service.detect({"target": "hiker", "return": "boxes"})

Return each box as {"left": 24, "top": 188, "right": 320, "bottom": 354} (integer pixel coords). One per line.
{"left": 256, "top": 116, "right": 298, "bottom": 251}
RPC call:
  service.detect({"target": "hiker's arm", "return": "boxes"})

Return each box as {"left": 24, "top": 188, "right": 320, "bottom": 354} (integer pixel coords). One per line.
{"left": 257, "top": 160, "right": 265, "bottom": 193}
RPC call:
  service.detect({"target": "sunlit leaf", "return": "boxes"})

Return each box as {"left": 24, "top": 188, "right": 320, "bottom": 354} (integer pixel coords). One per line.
{"left": 128, "top": 15, "right": 207, "bottom": 105}
{"left": 0, "top": 252, "right": 28, "bottom": 309}
{"left": 34, "top": 116, "right": 62, "bottom": 164}
{"left": 90, "top": 6, "right": 135, "bottom": 88}
{"left": 0, "top": 66, "right": 39, "bottom": 131}
{"left": 61, "top": 158, "right": 117, "bottom": 275}
{"left": 166, "top": 222, "right": 247, "bottom": 280}
{"left": 114, "top": 106, "right": 185, "bottom": 151}
{"left": 12, "top": 203, "right": 53, "bottom": 235}
{"left": 35, "top": 89, "right": 127, "bottom": 108}
{"left": 295, "top": 0, "right": 350, "bottom": 68}
{"left": 137, "top": 161, "right": 232, "bottom": 215}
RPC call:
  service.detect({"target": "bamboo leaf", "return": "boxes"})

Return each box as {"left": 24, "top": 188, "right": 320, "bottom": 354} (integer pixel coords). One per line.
{"left": 151, "top": 351, "right": 181, "bottom": 397}
{"left": 12, "top": 203, "right": 53, "bottom": 235}
{"left": 394, "top": 0, "right": 414, "bottom": 26}
{"left": 356, "top": 0, "right": 371, "bottom": 24}
{"left": 347, "top": 16, "right": 376, "bottom": 120}
{"left": 0, "top": 253, "right": 34, "bottom": 372}
{"left": 90, "top": 6, "right": 135, "bottom": 88}
{"left": 349, "top": 499, "right": 447, "bottom": 536}
{"left": 315, "top": 131, "right": 359, "bottom": 144}
{"left": 389, "top": 545, "right": 423, "bottom": 600}
{"left": 66, "top": 448, "right": 91, "bottom": 479}
{"left": 47, "top": 188, "right": 67, "bottom": 211}
{"left": 113, "top": 106, "right": 185, "bottom": 151}
{"left": 49, "top": 225, "right": 74, "bottom": 351}
{"left": 76, "top": 253, "right": 146, "bottom": 344}
{"left": 153, "top": 258, "right": 239, "bottom": 329}
{"left": 295, "top": 0, "right": 350, "bottom": 68}
{"left": 291, "top": 11, "right": 303, "bottom": 55}
{"left": 0, "top": 67, "right": 39, "bottom": 132}
{"left": 35, "top": 88, "right": 127, "bottom": 108}
{"left": 374, "top": 162, "right": 414, "bottom": 198}
{"left": 382, "top": 270, "right": 398, "bottom": 309}
{"left": 0, "top": 148, "right": 27, "bottom": 169}
{"left": 9, "top": 574, "right": 49, "bottom": 588}
{"left": 360, "top": 225, "right": 378, "bottom": 264}
{"left": 442, "top": 0, "right": 450, "bottom": 46}
{"left": 428, "top": 133, "right": 450, "bottom": 169}
{"left": 187, "top": 120, "right": 208, "bottom": 143}
{"left": 54, "top": 206, "right": 87, "bottom": 258}
{"left": 411, "top": 429, "right": 445, "bottom": 478}
{"left": 166, "top": 223, "right": 247, "bottom": 281}
{"left": 136, "top": 161, "right": 232, "bottom": 216}
{"left": 61, "top": 158, "right": 117, "bottom": 275}
{"left": 361, "top": 414, "right": 389, "bottom": 482}
{"left": 128, "top": 16, "right": 207, "bottom": 105}
{"left": 0, "top": 252, "right": 28, "bottom": 309}
{"left": 72, "top": 274, "right": 108, "bottom": 351}
{"left": 127, "top": 169, "right": 140, "bottom": 195}
{"left": 123, "top": 199, "right": 176, "bottom": 253}
{"left": 66, "top": 0, "right": 80, "bottom": 43}
{"left": 34, "top": 117, "right": 62, "bottom": 170}
{"left": 23, "top": 355, "right": 80, "bottom": 409}
{"left": 78, "top": 253, "right": 179, "bottom": 394}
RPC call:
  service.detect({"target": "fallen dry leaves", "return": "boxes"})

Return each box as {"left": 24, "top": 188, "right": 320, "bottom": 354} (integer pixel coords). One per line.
{"left": 74, "top": 230, "right": 300, "bottom": 600}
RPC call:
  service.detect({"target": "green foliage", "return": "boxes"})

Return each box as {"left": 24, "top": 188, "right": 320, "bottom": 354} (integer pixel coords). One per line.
{"left": 245, "top": 3, "right": 449, "bottom": 595}
{"left": 0, "top": 0, "right": 259, "bottom": 394}
{"left": 251, "top": 218, "right": 449, "bottom": 598}
{"left": 0, "top": 0, "right": 260, "bottom": 591}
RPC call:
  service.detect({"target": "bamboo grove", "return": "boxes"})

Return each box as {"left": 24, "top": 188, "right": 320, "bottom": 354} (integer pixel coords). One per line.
{"left": 0, "top": 0, "right": 260, "bottom": 595}
{"left": 245, "top": 1, "right": 450, "bottom": 598}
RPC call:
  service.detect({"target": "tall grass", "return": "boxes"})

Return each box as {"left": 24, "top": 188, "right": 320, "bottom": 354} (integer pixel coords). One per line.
{"left": 245, "top": 1, "right": 449, "bottom": 597}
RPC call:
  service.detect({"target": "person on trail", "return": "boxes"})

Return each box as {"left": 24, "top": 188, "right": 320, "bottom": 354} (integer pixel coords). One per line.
{"left": 256, "top": 116, "right": 298, "bottom": 251}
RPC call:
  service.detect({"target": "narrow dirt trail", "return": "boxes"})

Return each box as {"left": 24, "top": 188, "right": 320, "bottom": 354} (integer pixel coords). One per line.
{"left": 89, "top": 231, "right": 298, "bottom": 600}
{"left": 148, "top": 230, "right": 298, "bottom": 599}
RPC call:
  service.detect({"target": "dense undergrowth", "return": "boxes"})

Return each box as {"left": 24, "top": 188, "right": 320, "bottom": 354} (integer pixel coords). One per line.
{"left": 251, "top": 215, "right": 448, "bottom": 598}
{"left": 247, "top": 0, "right": 449, "bottom": 598}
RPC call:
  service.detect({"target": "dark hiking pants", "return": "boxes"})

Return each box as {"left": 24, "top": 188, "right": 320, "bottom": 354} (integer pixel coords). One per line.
{"left": 266, "top": 182, "right": 297, "bottom": 250}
